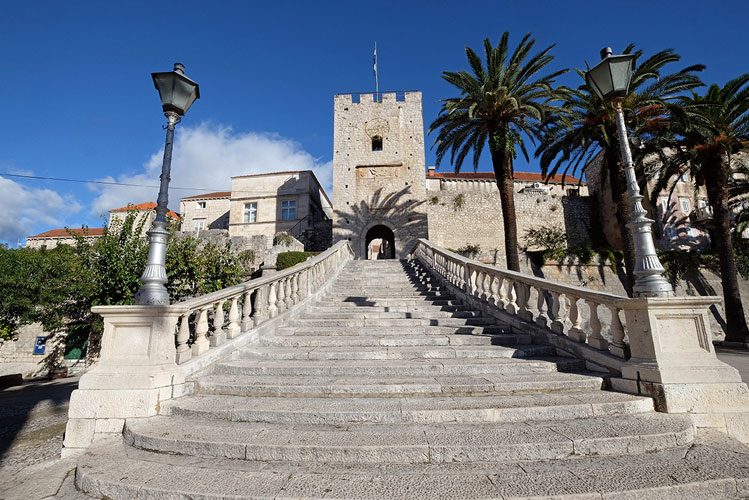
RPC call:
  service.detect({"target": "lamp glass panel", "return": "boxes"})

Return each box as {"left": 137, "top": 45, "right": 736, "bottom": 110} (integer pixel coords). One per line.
{"left": 609, "top": 59, "right": 633, "bottom": 93}
{"left": 587, "top": 62, "right": 613, "bottom": 99}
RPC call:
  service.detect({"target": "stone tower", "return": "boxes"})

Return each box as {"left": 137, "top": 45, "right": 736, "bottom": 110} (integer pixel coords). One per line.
{"left": 332, "top": 91, "right": 428, "bottom": 259}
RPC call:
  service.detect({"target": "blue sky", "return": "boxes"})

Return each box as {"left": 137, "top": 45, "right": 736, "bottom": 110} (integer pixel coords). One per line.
{"left": 2, "top": 0, "right": 748, "bottom": 245}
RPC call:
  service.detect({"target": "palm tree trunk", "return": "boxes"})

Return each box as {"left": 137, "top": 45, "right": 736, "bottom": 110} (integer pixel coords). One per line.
{"left": 705, "top": 164, "right": 749, "bottom": 343}
{"left": 490, "top": 144, "right": 521, "bottom": 272}
{"left": 606, "top": 145, "right": 636, "bottom": 297}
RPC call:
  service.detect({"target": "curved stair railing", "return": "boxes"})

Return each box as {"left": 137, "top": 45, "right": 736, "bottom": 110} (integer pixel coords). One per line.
{"left": 409, "top": 238, "right": 749, "bottom": 444}
{"left": 62, "top": 241, "right": 354, "bottom": 455}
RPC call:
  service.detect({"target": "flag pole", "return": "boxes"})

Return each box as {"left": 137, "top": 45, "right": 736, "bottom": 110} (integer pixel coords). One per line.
{"left": 373, "top": 41, "right": 379, "bottom": 102}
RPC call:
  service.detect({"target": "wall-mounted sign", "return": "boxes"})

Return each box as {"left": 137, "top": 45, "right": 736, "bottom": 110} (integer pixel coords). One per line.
{"left": 33, "top": 336, "right": 47, "bottom": 355}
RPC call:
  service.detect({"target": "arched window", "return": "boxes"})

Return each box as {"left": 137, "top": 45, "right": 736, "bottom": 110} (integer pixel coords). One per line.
{"left": 372, "top": 136, "right": 383, "bottom": 151}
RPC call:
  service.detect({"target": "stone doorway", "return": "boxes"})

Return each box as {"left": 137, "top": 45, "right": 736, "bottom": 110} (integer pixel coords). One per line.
{"left": 365, "top": 225, "right": 395, "bottom": 260}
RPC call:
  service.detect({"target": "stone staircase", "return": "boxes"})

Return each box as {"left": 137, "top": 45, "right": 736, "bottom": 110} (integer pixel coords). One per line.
{"left": 75, "top": 259, "right": 749, "bottom": 499}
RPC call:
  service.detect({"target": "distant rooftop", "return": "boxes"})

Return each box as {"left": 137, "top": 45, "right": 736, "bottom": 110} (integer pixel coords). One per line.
{"left": 28, "top": 227, "right": 106, "bottom": 239}
{"left": 180, "top": 191, "right": 231, "bottom": 201}
{"left": 110, "top": 201, "right": 179, "bottom": 219}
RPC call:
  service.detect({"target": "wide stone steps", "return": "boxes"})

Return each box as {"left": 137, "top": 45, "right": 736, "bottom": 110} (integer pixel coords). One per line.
{"left": 239, "top": 344, "right": 554, "bottom": 360}
{"left": 163, "top": 391, "right": 654, "bottom": 425}
{"left": 74, "top": 259, "right": 749, "bottom": 499}
{"left": 75, "top": 438, "right": 749, "bottom": 500}
{"left": 195, "top": 372, "right": 606, "bottom": 398}
{"left": 122, "top": 413, "right": 694, "bottom": 464}
{"left": 212, "top": 356, "right": 584, "bottom": 377}
{"left": 284, "top": 317, "right": 497, "bottom": 328}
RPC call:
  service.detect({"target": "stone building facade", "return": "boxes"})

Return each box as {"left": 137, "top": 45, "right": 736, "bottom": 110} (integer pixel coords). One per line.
{"left": 179, "top": 191, "right": 231, "bottom": 232}
{"left": 332, "top": 92, "right": 429, "bottom": 259}
{"left": 425, "top": 171, "right": 591, "bottom": 262}
{"left": 228, "top": 170, "right": 332, "bottom": 243}
{"left": 585, "top": 153, "right": 711, "bottom": 251}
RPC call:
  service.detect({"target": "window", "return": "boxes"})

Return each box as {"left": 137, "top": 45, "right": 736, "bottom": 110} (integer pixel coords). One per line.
{"left": 697, "top": 199, "right": 707, "bottom": 208}
{"left": 197, "top": 201, "right": 206, "bottom": 209}
{"left": 660, "top": 196, "right": 670, "bottom": 213}
{"left": 678, "top": 173, "right": 688, "bottom": 184}
{"left": 665, "top": 225, "right": 677, "bottom": 239}
{"left": 281, "top": 200, "right": 296, "bottom": 221}
{"left": 195, "top": 219, "right": 205, "bottom": 232}
{"left": 372, "top": 136, "right": 383, "bottom": 151}
{"left": 243, "top": 202, "right": 257, "bottom": 223}
{"left": 680, "top": 198, "right": 691, "bottom": 213}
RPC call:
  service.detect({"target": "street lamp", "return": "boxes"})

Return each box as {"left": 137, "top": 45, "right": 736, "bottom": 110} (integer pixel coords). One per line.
{"left": 585, "top": 47, "right": 673, "bottom": 298}
{"left": 134, "top": 63, "right": 200, "bottom": 305}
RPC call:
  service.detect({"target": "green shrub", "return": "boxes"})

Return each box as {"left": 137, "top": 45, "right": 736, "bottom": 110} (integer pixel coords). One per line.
{"left": 456, "top": 244, "right": 481, "bottom": 259}
{"left": 273, "top": 232, "right": 295, "bottom": 247}
{"left": 276, "top": 251, "right": 320, "bottom": 271}
{"left": 452, "top": 193, "right": 465, "bottom": 211}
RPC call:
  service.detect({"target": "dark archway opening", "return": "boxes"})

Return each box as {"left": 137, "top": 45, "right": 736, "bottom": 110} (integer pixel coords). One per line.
{"left": 365, "top": 225, "right": 395, "bottom": 259}
{"left": 372, "top": 136, "right": 383, "bottom": 151}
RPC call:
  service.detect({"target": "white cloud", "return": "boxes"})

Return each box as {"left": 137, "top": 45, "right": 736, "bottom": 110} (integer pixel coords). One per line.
{"left": 0, "top": 176, "right": 82, "bottom": 245}
{"left": 88, "top": 124, "right": 332, "bottom": 216}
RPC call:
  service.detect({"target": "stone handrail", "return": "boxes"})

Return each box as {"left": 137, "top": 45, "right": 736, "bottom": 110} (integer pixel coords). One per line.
{"left": 409, "top": 238, "right": 632, "bottom": 358}
{"left": 169, "top": 240, "right": 354, "bottom": 364}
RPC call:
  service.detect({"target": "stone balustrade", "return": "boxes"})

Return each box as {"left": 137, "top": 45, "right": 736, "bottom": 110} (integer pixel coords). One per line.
{"left": 171, "top": 242, "right": 348, "bottom": 364}
{"left": 409, "top": 238, "right": 749, "bottom": 443}
{"left": 63, "top": 241, "right": 354, "bottom": 455}
{"left": 411, "top": 239, "right": 631, "bottom": 360}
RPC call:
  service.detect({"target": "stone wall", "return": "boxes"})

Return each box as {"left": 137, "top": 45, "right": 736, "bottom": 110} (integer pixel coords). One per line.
{"left": 180, "top": 196, "right": 231, "bottom": 232}
{"left": 0, "top": 324, "right": 85, "bottom": 379}
{"left": 332, "top": 92, "right": 428, "bottom": 259}
{"left": 426, "top": 182, "right": 591, "bottom": 262}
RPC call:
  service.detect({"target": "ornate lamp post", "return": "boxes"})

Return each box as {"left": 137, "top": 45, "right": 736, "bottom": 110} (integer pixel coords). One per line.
{"left": 135, "top": 63, "right": 200, "bottom": 305}
{"left": 585, "top": 48, "right": 673, "bottom": 298}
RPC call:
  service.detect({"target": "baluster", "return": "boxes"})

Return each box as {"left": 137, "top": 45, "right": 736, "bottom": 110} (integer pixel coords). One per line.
{"left": 607, "top": 306, "right": 628, "bottom": 358}
{"left": 550, "top": 292, "right": 567, "bottom": 334}
{"left": 482, "top": 273, "right": 491, "bottom": 301}
{"left": 468, "top": 268, "right": 477, "bottom": 296}
{"left": 226, "top": 296, "right": 241, "bottom": 339}
{"left": 516, "top": 282, "right": 532, "bottom": 321}
{"left": 268, "top": 282, "right": 278, "bottom": 318}
{"left": 587, "top": 301, "right": 608, "bottom": 350}
{"left": 242, "top": 290, "right": 253, "bottom": 331}
{"left": 567, "top": 296, "right": 586, "bottom": 342}
{"left": 491, "top": 276, "right": 503, "bottom": 309}
{"left": 474, "top": 271, "right": 484, "bottom": 300}
{"left": 210, "top": 300, "right": 226, "bottom": 346}
{"left": 253, "top": 285, "right": 267, "bottom": 326}
{"left": 192, "top": 307, "right": 210, "bottom": 355}
{"left": 291, "top": 275, "right": 300, "bottom": 303}
{"left": 283, "top": 277, "right": 293, "bottom": 309}
{"left": 505, "top": 279, "right": 518, "bottom": 315}
{"left": 175, "top": 312, "right": 192, "bottom": 364}
{"left": 277, "top": 278, "right": 287, "bottom": 313}
{"left": 535, "top": 288, "right": 549, "bottom": 327}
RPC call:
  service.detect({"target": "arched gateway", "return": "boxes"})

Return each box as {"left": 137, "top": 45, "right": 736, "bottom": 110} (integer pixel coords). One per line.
{"left": 364, "top": 224, "right": 395, "bottom": 259}
{"left": 331, "top": 91, "right": 428, "bottom": 259}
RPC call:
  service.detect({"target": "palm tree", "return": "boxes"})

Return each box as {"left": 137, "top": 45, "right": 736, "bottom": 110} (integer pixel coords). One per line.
{"left": 536, "top": 47, "right": 703, "bottom": 295}
{"left": 644, "top": 77, "right": 749, "bottom": 343}
{"left": 428, "top": 32, "right": 566, "bottom": 271}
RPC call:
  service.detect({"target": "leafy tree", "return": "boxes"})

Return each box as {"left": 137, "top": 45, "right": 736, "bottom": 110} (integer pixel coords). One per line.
{"left": 643, "top": 76, "right": 749, "bottom": 343}
{"left": 429, "top": 32, "right": 567, "bottom": 271}
{"left": 536, "top": 47, "right": 704, "bottom": 295}
{"left": 0, "top": 212, "right": 255, "bottom": 359}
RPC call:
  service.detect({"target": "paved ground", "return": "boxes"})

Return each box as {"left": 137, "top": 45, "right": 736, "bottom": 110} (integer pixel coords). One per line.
{"left": 0, "top": 348, "right": 747, "bottom": 499}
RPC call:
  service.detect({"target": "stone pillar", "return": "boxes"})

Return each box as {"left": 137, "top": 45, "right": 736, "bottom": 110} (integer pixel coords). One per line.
{"left": 62, "top": 305, "right": 183, "bottom": 456}
{"left": 616, "top": 297, "right": 749, "bottom": 444}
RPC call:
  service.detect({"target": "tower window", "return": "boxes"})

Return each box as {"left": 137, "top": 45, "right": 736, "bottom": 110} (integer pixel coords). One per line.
{"left": 372, "top": 136, "right": 383, "bottom": 151}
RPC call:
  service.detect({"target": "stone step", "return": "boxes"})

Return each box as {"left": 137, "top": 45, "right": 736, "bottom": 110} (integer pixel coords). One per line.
{"left": 311, "top": 302, "right": 469, "bottom": 312}
{"left": 276, "top": 324, "right": 506, "bottom": 337}
{"left": 75, "top": 437, "right": 749, "bottom": 500}
{"left": 122, "top": 413, "right": 693, "bottom": 464}
{"left": 285, "top": 317, "right": 496, "bottom": 328}
{"left": 323, "top": 291, "right": 452, "bottom": 299}
{"left": 195, "top": 372, "right": 605, "bottom": 398}
{"left": 299, "top": 309, "right": 483, "bottom": 319}
{"left": 314, "top": 298, "right": 464, "bottom": 307}
{"left": 164, "top": 391, "right": 654, "bottom": 425}
{"left": 239, "top": 343, "right": 549, "bottom": 360}
{"left": 212, "top": 356, "right": 584, "bottom": 378}
{"left": 259, "top": 332, "right": 520, "bottom": 347}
